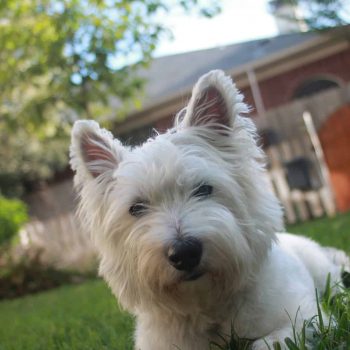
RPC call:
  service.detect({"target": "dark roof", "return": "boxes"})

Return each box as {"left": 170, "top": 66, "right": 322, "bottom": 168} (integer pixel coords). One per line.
{"left": 139, "top": 31, "right": 319, "bottom": 109}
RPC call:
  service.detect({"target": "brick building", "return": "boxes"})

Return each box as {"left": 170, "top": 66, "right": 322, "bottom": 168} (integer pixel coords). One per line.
{"left": 115, "top": 26, "right": 350, "bottom": 141}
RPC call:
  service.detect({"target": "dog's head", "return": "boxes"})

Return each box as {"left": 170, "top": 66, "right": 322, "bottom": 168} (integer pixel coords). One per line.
{"left": 70, "top": 70, "right": 283, "bottom": 314}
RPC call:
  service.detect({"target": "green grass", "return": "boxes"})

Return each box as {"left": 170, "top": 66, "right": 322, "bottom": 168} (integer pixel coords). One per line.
{"left": 287, "top": 211, "right": 350, "bottom": 254}
{"left": 217, "top": 280, "right": 350, "bottom": 350}
{"left": 0, "top": 211, "right": 349, "bottom": 350}
{"left": 0, "top": 280, "right": 134, "bottom": 350}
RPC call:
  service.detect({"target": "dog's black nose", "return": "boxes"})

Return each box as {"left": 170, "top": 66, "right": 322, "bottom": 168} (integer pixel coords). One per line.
{"left": 167, "top": 237, "right": 202, "bottom": 271}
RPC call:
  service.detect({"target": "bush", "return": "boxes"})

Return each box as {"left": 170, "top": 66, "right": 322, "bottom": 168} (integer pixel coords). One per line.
{"left": 0, "top": 251, "right": 93, "bottom": 300}
{"left": 0, "top": 196, "right": 28, "bottom": 246}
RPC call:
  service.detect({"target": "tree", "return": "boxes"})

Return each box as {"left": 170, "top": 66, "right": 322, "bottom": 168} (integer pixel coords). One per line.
{"left": 268, "top": 0, "right": 349, "bottom": 30}
{"left": 0, "top": 0, "right": 220, "bottom": 196}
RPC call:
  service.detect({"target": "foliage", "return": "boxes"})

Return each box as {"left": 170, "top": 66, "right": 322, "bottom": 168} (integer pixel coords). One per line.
{"left": 0, "top": 130, "right": 69, "bottom": 197}
{"left": 281, "top": 282, "right": 350, "bottom": 350}
{"left": 268, "top": 0, "right": 349, "bottom": 30}
{"left": 0, "top": 196, "right": 28, "bottom": 246}
{"left": 0, "top": 0, "right": 220, "bottom": 196}
{"left": 0, "top": 251, "right": 94, "bottom": 300}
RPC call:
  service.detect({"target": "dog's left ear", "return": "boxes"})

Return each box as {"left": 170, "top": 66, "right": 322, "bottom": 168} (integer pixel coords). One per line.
{"left": 70, "top": 120, "right": 125, "bottom": 184}
{"left": 181, "top": 70, "right": 248, "bottom": 131}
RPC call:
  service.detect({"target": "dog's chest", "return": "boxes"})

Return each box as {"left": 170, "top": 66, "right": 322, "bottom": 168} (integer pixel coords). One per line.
{"left": 136, "top": 310, "right": 231, "bottom": 350}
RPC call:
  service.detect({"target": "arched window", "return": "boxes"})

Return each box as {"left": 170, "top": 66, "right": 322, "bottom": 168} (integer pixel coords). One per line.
{"left": 293, "top": 77, "right": 340, "bottom": 100}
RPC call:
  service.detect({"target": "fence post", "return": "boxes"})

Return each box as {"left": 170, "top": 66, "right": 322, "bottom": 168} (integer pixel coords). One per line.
{"left": 302, "top": 111, "right": 336, "bottom": 216}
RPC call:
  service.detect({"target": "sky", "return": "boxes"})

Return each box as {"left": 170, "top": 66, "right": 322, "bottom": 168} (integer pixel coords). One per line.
{"left": 155, "top": 0, "right": 279, "bottom": 57}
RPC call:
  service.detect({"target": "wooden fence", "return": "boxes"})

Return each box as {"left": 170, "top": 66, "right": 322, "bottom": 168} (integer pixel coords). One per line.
{"left": 261, "top": 82, "right": 350, "bottom": 223}
{"left": 20, "top": 212, "right": 96, "bottom": 272}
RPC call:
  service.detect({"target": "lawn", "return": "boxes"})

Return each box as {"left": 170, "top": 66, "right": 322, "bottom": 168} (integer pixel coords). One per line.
{"left": 287, "top": 211, "right": 350, "bottom": 253}
{"left": 0, "top": 211, "right": 349, "bottom": 350}
{"left": 0, "top": 280, "right": 134, "bottom": 350}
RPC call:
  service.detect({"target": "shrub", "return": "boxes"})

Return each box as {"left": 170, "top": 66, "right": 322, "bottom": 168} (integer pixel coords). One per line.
{"left": 0, "top": 196, "right": 28, "bottom": 246}
{"left": 0, "top": 251, "right": 93, "bottom": 300}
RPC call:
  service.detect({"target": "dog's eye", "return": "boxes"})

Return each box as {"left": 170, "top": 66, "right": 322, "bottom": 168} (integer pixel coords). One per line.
{"left": 192, "top": 184, "right": 213, "bottom": 198}
{"left": 129, "top": 202, "right": 148, "bottom": 217}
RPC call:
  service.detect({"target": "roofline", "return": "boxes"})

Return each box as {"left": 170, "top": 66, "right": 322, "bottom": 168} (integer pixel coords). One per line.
{"left": 115, "top": 28, "right": 350, "bottom": 135}
{"left": 235, "top": 37, "right": 349, "bottom": 86}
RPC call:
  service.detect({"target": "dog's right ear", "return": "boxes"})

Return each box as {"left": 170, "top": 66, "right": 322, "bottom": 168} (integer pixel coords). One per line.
{"left": 70, "top": 120, "right": 124, "bottom": 183}
{"left": 179, "top": 70, "right": 248, "bottom": 132}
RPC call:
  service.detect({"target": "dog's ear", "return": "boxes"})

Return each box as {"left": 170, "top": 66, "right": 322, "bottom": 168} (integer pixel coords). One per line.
{"left": 70, "top": 120, "right": 124, "bottom": 182}
{"left": 180, "top": 70, "right": 248, "bottom": 131}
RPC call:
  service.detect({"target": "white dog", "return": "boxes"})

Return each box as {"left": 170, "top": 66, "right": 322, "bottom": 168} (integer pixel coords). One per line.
{"left": 70, "top": 70, "right": 349, "bottom": 350}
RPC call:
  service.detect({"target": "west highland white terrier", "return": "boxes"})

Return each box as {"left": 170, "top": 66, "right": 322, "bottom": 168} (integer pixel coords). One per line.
{"left": 70, "top": 70, "right": 349, "bottom": 350}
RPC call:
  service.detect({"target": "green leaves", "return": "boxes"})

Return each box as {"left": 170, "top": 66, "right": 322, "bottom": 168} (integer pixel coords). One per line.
{"left": 1, "top": 0, "right": 220, "bottom": 126}
{"left": 0, "top": 196, "right": 28, "bottom": 246}
{"left": 0, "top": 0, "right": 220, "bottom": 195}
{"left": 268, "top": 0, "right": 349, "bottom": 30}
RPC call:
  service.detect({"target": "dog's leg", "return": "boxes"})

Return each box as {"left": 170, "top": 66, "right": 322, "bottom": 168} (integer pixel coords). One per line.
{"left": 278, "top": 233, "right": 349, "bottom": 293}
{"left": 134, "top": 314, "right": 212, "bottom": 350}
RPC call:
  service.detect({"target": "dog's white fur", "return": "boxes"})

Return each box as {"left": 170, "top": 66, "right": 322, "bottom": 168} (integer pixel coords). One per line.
{"left": 70, "top": 70, "right": 349, "bottom": 350}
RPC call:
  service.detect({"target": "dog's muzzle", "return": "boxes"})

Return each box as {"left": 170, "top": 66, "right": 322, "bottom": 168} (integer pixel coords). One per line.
{"left": 167, "top": 237, "right": 202, "bottom": 272}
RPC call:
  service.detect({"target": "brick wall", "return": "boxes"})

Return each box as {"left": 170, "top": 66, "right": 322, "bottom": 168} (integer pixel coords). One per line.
{"left": 150, "top": 48, "right": 350, "bottom": 129}
{"left": 319, "top": 105, "right": 350, "bottom": 212}
{"left": 242, "top": 48, "right": 350, "bottom": 113}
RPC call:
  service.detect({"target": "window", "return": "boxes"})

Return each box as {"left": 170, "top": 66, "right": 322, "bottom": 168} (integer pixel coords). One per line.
{"left": 293, "top": 77, "right": 340, "bottom": 100}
